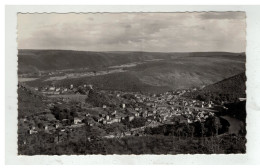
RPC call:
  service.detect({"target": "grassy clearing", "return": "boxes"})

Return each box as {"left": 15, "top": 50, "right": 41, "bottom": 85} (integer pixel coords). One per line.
{"left": 48, "top": 94, "right": 88, "bottom": 103}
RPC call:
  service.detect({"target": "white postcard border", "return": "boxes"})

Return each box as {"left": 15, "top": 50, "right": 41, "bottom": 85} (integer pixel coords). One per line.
{"left": 5, "top": 5, "right": 260, "bottom": 165}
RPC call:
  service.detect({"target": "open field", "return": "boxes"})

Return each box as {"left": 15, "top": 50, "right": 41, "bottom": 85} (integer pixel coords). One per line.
{"left": 48, "top": 94, "right": 87, "bottom": 103}
{"left": 18, "top": 77, "right": 38, "bottom": 82}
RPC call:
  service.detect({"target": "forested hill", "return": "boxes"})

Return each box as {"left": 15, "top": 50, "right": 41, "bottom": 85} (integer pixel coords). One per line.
{"left": 202, "top": 72, "right": 246, "bottom": 96}
{"left": 185, "top": 72, "right": 246, "bottom": 104}
{"left": 18, "top": 84, "right": 47, "bottom": 118}
{"left": 18, "top": 49, "right": 245, "bottom": 74}
{"left": 18, "top": 50, "right": 172, "bottom": 73}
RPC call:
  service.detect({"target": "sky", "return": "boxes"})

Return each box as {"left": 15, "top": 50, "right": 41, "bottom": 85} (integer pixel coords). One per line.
{"left": 17, "top": 12, "right": 246, "bottom": 52}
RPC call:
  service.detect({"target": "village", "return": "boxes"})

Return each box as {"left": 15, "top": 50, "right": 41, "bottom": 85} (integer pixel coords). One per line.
{"left": 18, "top": 82, "right": 220, "bottom": 146}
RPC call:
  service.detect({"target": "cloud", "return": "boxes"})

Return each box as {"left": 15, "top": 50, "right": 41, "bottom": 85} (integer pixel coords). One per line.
{"left": 17, "top": 12, "right": 246, "bottom": 52}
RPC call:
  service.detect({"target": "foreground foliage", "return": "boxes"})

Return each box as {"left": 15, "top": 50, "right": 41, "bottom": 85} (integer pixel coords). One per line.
{"left": 19, "top": 133, "right": 246, "bottom": 155}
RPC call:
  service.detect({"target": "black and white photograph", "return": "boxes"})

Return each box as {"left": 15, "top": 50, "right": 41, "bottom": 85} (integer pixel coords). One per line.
{"left": 16, "top": 12, "right": 247, "bottom": 155}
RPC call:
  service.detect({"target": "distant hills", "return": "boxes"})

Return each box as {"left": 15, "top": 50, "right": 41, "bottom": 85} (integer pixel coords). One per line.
{"left": 18, "top": 49, "right": 245, "bottom": 74}
{"left": 18, "top": 49, "right": 173, "bottom": 74}
{"left": 19, "top": 49, "right": 246, "bottom": 93}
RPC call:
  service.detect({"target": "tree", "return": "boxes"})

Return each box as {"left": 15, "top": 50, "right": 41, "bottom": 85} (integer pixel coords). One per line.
{"left": 205, "top": 116, "right": 222, "bottom": 136}
{"left": 78, "top": 87, "right": 86, "bottom": 94}
{"left": 93, "top": 70, "right": 97, "bottom": 76}
{"left": 213, "top": 117, "right": 222, "bottom": 136}
{"left": 130, "top": 118, "right": 147, "bottom": 128}
{"left": 37, "top": 122, "right": 44, "bottom": 129}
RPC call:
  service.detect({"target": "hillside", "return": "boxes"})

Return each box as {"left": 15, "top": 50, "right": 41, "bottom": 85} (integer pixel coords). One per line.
{"left": 202, "top": 72, "right": 246, "bottom": 95}
{"left": 20, "top": 49, "right": 246, "bottom": 93}
{"left": 187, "top": 72, "right": 246, "bottom": 104}
{"left": 18, "top": 84, "right": 47, "bottom": 118}
{"left": 18, "top": 49, "right": 244, "bottom": 74}
{"left": 18, "top": 49, "right": 174, "bottom": 74}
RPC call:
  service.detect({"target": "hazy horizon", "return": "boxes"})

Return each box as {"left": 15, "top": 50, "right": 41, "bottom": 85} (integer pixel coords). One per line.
{"left": 18, "top": 48, "right": 246, "bottom": 54}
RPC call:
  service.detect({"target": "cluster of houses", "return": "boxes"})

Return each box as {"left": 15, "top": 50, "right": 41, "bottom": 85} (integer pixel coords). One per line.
{"left": 58, "top": 89, "right": 217, "bottom": 131}
{"left": 21, "top": 117, "right": 61, "bottom": 135}
{"left": 20, "top": 84, "right": 219, "bottom": 146}
{"left": 74, "top": 89, "right": 217, "bottom": 128}
{"left": 37, "top": 84, "right": 93, "bottom": 95}
{"left": 128, "top": 90, "right": 216, "bottom": 125}
{"left": 72, "top": 103, "right": 141, "bottom": 126}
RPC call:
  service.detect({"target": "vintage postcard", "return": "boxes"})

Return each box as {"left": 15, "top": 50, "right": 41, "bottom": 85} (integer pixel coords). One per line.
{"left": 17, "top": 12, "right": 246, "bottom": 154}
{"left": 6, "top": 5, "right": 260, "bottom": 165}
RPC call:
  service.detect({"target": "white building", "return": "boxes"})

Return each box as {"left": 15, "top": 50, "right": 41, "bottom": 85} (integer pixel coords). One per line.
{"left": 49, "top": 87, "right": 55, "bottom": 91}
{"left": 122, "top": 103, "right": 126, "bottom": 109}
{"left": 74, "top": 118, "right": 82, "bottom": 124}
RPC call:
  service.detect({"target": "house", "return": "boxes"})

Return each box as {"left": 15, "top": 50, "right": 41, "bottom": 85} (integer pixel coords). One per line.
{"left": 98, "top": 117, "right": 103, "bottom": 123}
{"left": 62, "top": 119, "right": 70, "bottom": 125}
{"left": 74, "top": 117, "right": 82, "bottom": 124}
{"left": 126, "top": 115, "right": 135, "bottom": 122}
{"left": 104, "top": 134, "right": 115, "bottom": 138}
{"left": 83, "top": 118, "right": 95, "bottom": 126}
{"left": 106, "top": 120, "right": 113, "bottom": 124}
{"left": 187, "top": 119, "right": 193, "bottom": 123}
{"left": 118, "top": 113, "right": 127, "bottom": 120}
{"left": 112, "top": 117, "right": 121, "bottom": 123}
{"left": 88, "top": 84, "right": 93, "bottom": 90}
{"left": 134, "top": 112, "right": 140, "bottom": 117}
{"left": 69, "top": 123, "right": 85, "bottom": 128}
{"left": 141, "top": 111, "right": 148, "bottom": 117}
{"left": 22, "top": 118, "right": 27, "bottom": 122}
{"left": 161, "top": 115, "right": 167, "bottom": 121}
{"left": 147, "top": 112, "right": 153, "bottom": 117}
{"left": 29, "top": 129, "right": 38, "bottom": 135}
{"left": 30, "top": 126, "right": 36, "bottom": 130}
{"left": 135, "top": 107, "right": 140, "bottom": 111}
{"left": 147, "top": 116, "right": 154, "bottom": 122}
{"left": 239, "top": 98, "right": 246, "bottom": 101}
{"left": 111, "top": 110, "right": 117, "bottom": 115}
{"left": 156, "top": 117, "right": 162, "bottom": 122}
{"left": 44, "top": 125, "right": 48, "bottom": 131}
{"left": 121, "top": 103, "right": 126, "bottom": 109}
{"left": 54, "top": 123, "right": 60, "bottom": 129}
{"left": 223, "top": 106, "right": 228, "bottom": 110}
{"left": 49, "top": 86, "right": 55, "bottom": 91}
{"left": 99, "top": 113, "right": 106, "bottom": 118}
{"left": 199, "top": 113, "right": 204, "bottom": 118}
{"left": 102, "top": 120, "right": 107, "bottom": 124}
{"left": 163, "top": 120, "right": 173, "bottom": 125}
